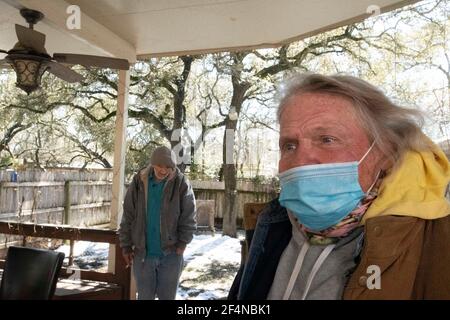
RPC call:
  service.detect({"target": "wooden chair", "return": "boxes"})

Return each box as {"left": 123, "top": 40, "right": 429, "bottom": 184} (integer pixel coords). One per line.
{"left": 240, "top": 202, "right": 268, "bottom": 265}
{"left": 228, "top": 202, "right": 268, "bottom": 299}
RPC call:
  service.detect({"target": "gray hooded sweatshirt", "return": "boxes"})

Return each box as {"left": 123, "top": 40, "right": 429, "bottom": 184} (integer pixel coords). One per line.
{"left": 267, "top": 213, "right": 363, "bottom": 299}
{"left": 118, "top": 165, "right": 197, "bottom": 259}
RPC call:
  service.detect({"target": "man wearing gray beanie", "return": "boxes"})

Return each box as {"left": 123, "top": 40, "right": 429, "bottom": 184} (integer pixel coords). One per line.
{"left": 119, "top": 146, "right": 197, "bottom": 300}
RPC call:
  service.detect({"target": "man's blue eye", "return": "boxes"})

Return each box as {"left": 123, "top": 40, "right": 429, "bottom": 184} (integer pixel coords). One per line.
{"left": 321, "top": 136, "right": 336, "bottom": 144}
{"left": 284, "top": 143, "right": 297, "bottom": 151}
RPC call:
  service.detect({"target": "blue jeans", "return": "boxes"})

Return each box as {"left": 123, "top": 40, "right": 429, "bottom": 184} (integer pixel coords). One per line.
{"left": 133, "top": 253, "right": 184, "bottom": 300}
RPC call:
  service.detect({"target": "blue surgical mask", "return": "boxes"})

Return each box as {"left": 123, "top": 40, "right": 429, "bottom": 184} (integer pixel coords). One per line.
{"left": 278, "top": 142, "right": 376, "bottom": 232}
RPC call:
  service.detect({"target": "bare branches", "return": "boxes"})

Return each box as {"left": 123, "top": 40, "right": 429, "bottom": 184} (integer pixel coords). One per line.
{"left": 128, "top": 108, "right": 172, "bottom": 140}
{"left": 0, "top": 121, "right": 32, "bottom": 153}
{"left": 257, "top": 25, "right": 366, "bottom": 78}
{"left": 69, "top": 103, "right": 116, "bottom": 123}
{"left": 51, "top": 125, "right": 112, "bottom": 168}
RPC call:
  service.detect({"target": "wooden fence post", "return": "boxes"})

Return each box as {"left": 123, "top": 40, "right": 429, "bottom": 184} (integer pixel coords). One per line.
{"left": 64, "top": 181, "right": 71, "bottom": 225}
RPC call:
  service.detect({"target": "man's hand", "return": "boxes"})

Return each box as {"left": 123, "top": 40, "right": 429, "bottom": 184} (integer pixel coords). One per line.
{"left": 175, "top": 247, "right": 185, "bottom": 256}
{"left": 122, "top": 247, "right": 134, "bottom": 268}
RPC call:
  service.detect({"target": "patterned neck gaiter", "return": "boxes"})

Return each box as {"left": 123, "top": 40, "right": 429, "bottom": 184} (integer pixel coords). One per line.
{"left": 296, "top": 171, "right": 385, "bottom": 245}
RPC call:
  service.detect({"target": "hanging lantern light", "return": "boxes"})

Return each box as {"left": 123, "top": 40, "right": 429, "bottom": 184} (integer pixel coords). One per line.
{"left": 6, "top": 54, "right": 49, "bottom": 95}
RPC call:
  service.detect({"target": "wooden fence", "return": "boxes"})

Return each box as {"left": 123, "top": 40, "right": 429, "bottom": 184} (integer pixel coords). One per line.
{"left": 191, "top": 180, "right": 276, "bottom": 224}
{"left": 0, "top": 168, "right": 113, "bottom": 227}
{"left": 0, "top": 168, "right": 277, "bottom": 227}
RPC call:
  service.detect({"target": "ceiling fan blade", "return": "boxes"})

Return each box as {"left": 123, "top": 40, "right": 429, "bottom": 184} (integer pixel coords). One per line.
{"left": 53, "top": 53, "right": 129, "bottom": 70}
{"left": 46, "top": 61, "right": 84, "bottom": 83}
{"left": 0, "top": 49, "right": 8, "bottom": 53}
{"left": 15, "top": 24, "right": 47, "bottom": 53}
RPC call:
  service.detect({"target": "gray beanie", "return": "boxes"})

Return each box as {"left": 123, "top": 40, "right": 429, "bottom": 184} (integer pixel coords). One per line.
{"left": 150, "top": 146, "right": 177, "bottom": 168}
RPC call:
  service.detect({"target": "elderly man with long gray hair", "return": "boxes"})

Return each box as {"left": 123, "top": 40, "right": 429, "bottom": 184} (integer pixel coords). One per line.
{"left": 229, "top": 73, "right": 450, "bottom": 300}
{"left": 119, "top": 146, "right": 196, "bottom": 300}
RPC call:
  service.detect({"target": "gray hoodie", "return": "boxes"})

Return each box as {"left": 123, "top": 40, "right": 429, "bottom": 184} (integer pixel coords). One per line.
{"left": 118, "top": 164, "right": 197, "bottom": 259}
{"left": 267, "top": 213, "right": 363, "bottom": 299}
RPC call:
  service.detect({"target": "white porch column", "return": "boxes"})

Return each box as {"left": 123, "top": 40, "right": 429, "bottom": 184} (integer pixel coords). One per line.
{"left": 108, "top": 69, "right": 137, "bottom": 299}
{"left": 108, "top": 69, "right": 129, "bottom": 275}
{"left": 110, "top": 69, "right": 130, "bottom": 230}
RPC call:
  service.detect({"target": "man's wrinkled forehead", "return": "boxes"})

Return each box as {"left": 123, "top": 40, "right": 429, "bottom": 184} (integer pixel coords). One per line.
{"left": 280, "top": 91, "right": 358, "bottom": 115}
{"left": 279, "top": 93, "right": 360, "bottom": 130}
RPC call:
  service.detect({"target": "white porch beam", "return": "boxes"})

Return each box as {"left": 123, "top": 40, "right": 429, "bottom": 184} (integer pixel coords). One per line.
{"left": 14, "top": 0, "right": 136, "bottom": 62}
{"left": 110, "top": 69, "right": 129, "bottom": 230}
{"left": 108, "top": 69, "right": 129, "bottom": 276}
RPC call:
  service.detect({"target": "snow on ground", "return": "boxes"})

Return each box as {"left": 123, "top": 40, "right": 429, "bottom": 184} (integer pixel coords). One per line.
{"left": 56, "top": 241, "right": 110, "bottom": 270}
{"left": 55, "top": 231, "right": 244, "bottom": 299}
{"left": 177, "top": 232, "right": 243, "bottom": 300}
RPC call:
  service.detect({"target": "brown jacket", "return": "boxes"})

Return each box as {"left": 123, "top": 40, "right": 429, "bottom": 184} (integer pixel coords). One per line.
{"left": 228, "top": 199, "right": 450, "bottom": 300}
{"left": 344, "top": 215, "right": 450, "bottom": 299}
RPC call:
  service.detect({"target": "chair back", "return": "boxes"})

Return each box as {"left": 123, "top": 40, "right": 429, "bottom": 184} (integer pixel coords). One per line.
{"left": 0, "top": 246, "right": 65, "bottom": 300}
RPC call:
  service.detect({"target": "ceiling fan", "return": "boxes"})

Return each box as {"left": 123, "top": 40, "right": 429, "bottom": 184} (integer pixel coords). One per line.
{"left": 0, "top": 8, "right": 130, "bottom": 94}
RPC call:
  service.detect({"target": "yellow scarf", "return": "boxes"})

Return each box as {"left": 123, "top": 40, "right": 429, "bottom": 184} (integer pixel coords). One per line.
{"left": 362, "top": 142, "right": 450, "bottom": 223}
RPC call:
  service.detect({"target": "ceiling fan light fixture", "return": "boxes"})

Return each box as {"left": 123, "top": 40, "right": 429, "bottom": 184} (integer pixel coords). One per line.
{"left": 7, "top": 54, "right": 49, "bottom": 94}
{"left": 0, "top": 7, "right": 129, "bottom": 93}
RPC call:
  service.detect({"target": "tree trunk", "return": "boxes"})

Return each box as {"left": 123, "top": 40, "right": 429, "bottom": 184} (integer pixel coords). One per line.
{"left": 170, "top": 56, "right": 193, "bottom": 173}
{"left": 222, "top": 123, "right": 238, "bottom": 237}
{"left": 221, "top": 53, "right": 251, "bottom": 237}
{"left": 171, "top": 139, "right": 187, "bottom": 173}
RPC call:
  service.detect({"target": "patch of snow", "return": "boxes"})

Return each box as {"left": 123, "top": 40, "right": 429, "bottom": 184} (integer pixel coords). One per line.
{"left": 177, "top": 232, "right": 243, "bottom": 300}
{"left": 53, "top": 231, "right": 244, "bottom": 299}
{"left": 55, "top": 241, "right": 109, "bottom": 269}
